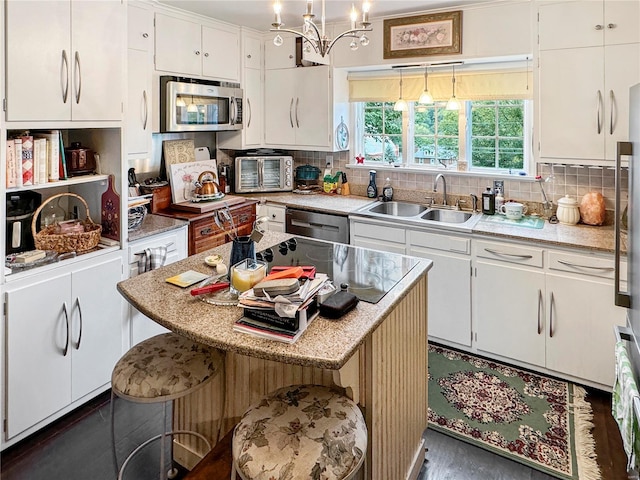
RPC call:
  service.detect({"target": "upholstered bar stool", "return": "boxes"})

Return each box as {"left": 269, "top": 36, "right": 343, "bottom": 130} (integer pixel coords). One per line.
{"left": 231, "top": 384, "right": 367, "bottom": 480}
{"left": 110, "top": 332, "right": 225, "bottom": 480}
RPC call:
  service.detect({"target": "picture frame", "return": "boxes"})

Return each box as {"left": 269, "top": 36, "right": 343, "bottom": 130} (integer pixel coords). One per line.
{"left": 383, "top": 11, "right": 462, "bottom": 59}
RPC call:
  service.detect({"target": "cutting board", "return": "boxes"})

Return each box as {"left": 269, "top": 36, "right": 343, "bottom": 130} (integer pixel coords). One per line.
{"left": 101, "top": 174, "right": 120, "bottom": 240}
{"left": 172, "top": 194, "right": 246, "bottom": 213}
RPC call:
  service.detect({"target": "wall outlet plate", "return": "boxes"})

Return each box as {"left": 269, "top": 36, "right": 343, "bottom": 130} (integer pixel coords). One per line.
{"left": 493, "top": 180, "right": 504, "bottom": 193}
{"left": 326, "top": 155, "right": 334, "bottom": 169}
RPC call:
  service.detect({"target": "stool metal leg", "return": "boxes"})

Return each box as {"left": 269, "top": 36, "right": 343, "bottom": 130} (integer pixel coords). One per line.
{"left": 110, "top": 390, "right": 119, "bottom": 480}
{"left": 160, "top": 401, "right": 167, "bottom": 480}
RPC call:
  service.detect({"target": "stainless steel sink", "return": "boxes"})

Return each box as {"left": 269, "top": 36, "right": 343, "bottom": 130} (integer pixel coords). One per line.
{"left": 367, "top": 201, "right": 428, "bottom": 217}
{"left": 353, "top": 200, "right": 480, "bottom": 232}
{"left": 421, "top": 209, "right": 472, "bottom": 223}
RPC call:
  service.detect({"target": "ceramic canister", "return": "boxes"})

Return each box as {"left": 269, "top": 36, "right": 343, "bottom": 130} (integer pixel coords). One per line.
{"left": 556, "top": 195, "right": 581, "bottom": 225}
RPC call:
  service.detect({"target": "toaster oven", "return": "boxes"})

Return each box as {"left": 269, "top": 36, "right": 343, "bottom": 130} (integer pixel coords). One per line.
{"left": 235, "top": 156, "right": 293, "bottom": 193}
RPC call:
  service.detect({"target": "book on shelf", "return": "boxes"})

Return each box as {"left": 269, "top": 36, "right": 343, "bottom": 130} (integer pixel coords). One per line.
{"left": 6, "top": 139, "right": 18, "bottom": 188}
{"left": 20, "top": 134, "right": 34, "bottom": 186}
{"left": 34, "top": 138, "right": 48, "bottom": 185}
{"left": 34, "top": 131, "right": 60, "bottom": 182}
{"left": 13, "top": 138, "right": 23, "bottom": 188}
{"left": 58, "top": 132, "right": 67, "bottom": 180}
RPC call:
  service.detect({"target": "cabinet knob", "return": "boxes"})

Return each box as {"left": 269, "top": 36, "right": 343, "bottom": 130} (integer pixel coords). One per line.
{"left": 247, "top": 54, "right": 252, "bottom": 59}
{"left": 204, "top": 52, "right": 209, "bottom": 57}
{"left": 142, "top": 32, "right": 149, "bottom": 38}
{"left": 607, "top": 23, "right": 616, "bottom": 29}
{"left": 289, "top": 54, "right": 294, "bottom": 59}
{"left": 272, "top": 214, "right": 276, "bottom": 218}
{"left": 195, "top": 50, "right": 201, "bottom": 55}
{"left": 595, "top": 24, "right": 603, "bottom": 30}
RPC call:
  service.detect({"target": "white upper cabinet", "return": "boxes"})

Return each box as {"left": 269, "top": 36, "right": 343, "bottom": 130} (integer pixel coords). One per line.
{"left": 537, "top": 0, "right": 640, "bottom": 163}
{"left": 264, "top": 34, "right": 297, "bottom": 70}
{"left": 128, "top": 3, "right": 154, "bottom": 52}
{"left": 538, "top": 0, "right": 640, "bottom": 50}
{"left": 5, "top": 0, "right": 124, "bottom": 122}
{"left": 155, "top": 13, "right": 239, "bottom": 82}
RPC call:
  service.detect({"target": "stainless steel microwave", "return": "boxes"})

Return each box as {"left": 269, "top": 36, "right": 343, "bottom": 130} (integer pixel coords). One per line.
{"left": 160, "top": 76, "right": 243, "bottom": 132}
{"left": 235, "top": 156, "right": 294, "bottom": 193}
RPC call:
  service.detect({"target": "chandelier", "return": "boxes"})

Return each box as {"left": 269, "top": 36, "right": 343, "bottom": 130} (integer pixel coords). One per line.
{"left": 271, "top": 0, "right": 372, "bottom": 58}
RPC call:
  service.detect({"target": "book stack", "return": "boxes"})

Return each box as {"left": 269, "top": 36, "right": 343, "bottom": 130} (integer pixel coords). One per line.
{"left": 6, "top": 130, "right": 66, "bottom": 189}
{"left": 235, "top": 274, "right": 330, "bottom": 344}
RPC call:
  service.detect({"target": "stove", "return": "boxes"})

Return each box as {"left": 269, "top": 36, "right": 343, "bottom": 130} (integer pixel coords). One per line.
{"left": 256, "top": 237, "right": 418, "bottom": 304}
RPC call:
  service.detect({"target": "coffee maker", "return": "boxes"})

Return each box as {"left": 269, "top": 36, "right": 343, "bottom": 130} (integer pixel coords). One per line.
{"left": 6, "top": 190, "right": 42, "bottom": 254}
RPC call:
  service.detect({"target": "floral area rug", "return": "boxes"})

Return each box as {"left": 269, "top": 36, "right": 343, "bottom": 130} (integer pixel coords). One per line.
{"left": 428, "top": 344, "right": 601, "bottom": 479}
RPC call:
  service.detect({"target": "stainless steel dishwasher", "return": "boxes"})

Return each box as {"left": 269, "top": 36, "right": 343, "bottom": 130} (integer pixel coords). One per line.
{"left": 285, "top": 207, "right": 350, "bottom": 244}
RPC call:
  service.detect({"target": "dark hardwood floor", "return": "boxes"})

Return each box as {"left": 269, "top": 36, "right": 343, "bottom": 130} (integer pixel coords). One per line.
{"left": 0, "top": 388, "right": 629, "bottom": 480}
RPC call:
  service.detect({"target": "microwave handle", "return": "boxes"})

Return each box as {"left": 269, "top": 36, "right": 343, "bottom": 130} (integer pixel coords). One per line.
{"left": 258, "top": 158, "right": 264, "bottom": 187}
{"left": 230, "top": 97, "right": 237, "bottom": 125}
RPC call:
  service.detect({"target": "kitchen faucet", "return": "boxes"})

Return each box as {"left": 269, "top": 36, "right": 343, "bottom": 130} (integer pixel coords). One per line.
{"left": 433, "top": 173, "right": 447, "bottom": 206}
{"left": 535, "top": 175, "right": 554, "bottom": 216}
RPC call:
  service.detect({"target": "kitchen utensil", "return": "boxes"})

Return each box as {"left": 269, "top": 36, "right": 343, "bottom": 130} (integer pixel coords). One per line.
{"left": 230, "top": 235, "right": 255, "bottom": 266}
{"left": 101, "top": 174, "right": 120, "bottom": 240}
{"left": 190, "top": 281, "right": 230, "bottom": 296}
{"left": 193, "top": 170, "right": 220, "bottom": 196}
{"left": 295, "top": 164, "right": 321, "bottom": 182}
{"left": 341, "top": 171, "right": 350, "bottom": 196}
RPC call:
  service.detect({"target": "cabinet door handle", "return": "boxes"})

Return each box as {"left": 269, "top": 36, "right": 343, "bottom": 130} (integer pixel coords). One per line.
{"left": 607, "top": 23, "right": 616, "bottom": 29}
{"left": 295, "top": 97, "right": 300, "bottom": 128}
{"left": 62, "top": 302, "right": 70, "bottom": 356}
{"left": 74, "top": 51, "right": 82, "bottom": 104}
{"left": 142, "top": 90, "right": 148, "bottom": 130}
{"left": 61, "top": 50, "right": 69, "bottom": 104}
{"left": 549, "top": 292, "right": 555, "bottom": 338}
{"left": 74, "top": 297, "right": 83, "bottom": 350}
{"left": 195, "top": 50, "right": 200, "bottom": 55}
{"left": 142, "top": 32, "right": 149, "bottom": 38}
{"left": 610, "top": 89, "right": 615, "bottom": 135}
{"left": 595, "top": 24, "right": 603, "bottom": 30}
{"left": 247, "top": 97, "right": 252, "bottom": 129}
{"left": 289, "top": 98, "right": 294, "bottom": 128}
{"left": 537, "top": 289, "right": 543, "bottom": 335}
{"left": 483, "top": 248, "right": 533, "bottom": 260}
{"left": 596, "top": 90, "right": 603, "bottom": 134}
{"left": 200, "top": 227, "right": 213, "bottom": 236}
{"left": 557, "top": 259, "right": 614, "bottom": 272}
{"left": 230, "top": 97, "right": 237, "bottom": 125}
{"left": 204, "top": 52, "right": 209, "bottom": 58}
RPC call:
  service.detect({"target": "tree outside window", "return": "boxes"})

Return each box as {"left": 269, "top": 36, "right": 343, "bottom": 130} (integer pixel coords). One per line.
{"left": 363, "top": 102, "right": 403, "bottom": 164}
{"left": 470, "top": 100, "right": 524, "bottom": 170}
{"left": 413, "top": 103, "right": 459, "bottom": 166}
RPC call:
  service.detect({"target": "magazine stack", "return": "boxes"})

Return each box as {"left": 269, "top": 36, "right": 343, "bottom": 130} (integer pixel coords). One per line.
{"left": 235, "top": 272, "right": 333, "bottom": 344}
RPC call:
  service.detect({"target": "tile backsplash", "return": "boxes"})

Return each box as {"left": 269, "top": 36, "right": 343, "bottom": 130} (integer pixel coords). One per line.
{"left": 217, "top": 148, "right": 627, "bottom": 211}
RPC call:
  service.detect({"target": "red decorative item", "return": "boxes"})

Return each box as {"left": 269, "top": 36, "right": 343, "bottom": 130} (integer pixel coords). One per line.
{"left": 356, "top": 154, "right": 365, "bottom": 164}
{"left": 101, "top": 174, "right": 120, "bottom": 240}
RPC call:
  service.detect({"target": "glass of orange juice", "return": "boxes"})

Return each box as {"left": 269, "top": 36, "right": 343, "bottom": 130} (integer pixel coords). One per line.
{"left": 230, "top": 259, "right": 266, "bottom": 296}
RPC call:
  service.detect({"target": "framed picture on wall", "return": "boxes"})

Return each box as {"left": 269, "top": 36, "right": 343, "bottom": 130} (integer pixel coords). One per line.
{"left": 383, "top": 11, "right": 462, "bottom": 59}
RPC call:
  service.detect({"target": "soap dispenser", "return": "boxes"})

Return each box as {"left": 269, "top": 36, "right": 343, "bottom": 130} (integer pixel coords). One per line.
{"left": 482, "top": 187, "right": 495, "bottom": 215}
{"left": 382, "top": 178, "right": 394, "bottom": 202}
{"left": 494, "top": 187, "right": 504, "bottom": 213}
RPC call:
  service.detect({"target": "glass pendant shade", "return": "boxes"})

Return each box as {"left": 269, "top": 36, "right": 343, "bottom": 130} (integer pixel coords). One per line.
{"left": 187, "top": 96, "right": 198, "bottom": 113}
{"left": 418, "top": 67, "right": 433, "bottom": 104}
{"left": 446, "top": 65, "right": 460, "bottom": 110}
{"left": 394, "top": 69, "right": 408, "bottom": 111}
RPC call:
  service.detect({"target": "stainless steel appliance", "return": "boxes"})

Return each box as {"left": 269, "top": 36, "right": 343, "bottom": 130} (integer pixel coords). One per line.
{"left": 285, "top": 208, "right": 349, "bottom": 244}
{"left": 255, "top": 237, "right": 417, "bottom": 304}
{"left": 235, "top": 155, "right": 293, "bottom": 193}
{"left": 615, "top": 83, "right": 640, "bottom": 372}
{"left": 6, "top": 190, "right": 41, "bottom": 254}
{"left": 160, "top": 76, "right": 243, "bottom": 132}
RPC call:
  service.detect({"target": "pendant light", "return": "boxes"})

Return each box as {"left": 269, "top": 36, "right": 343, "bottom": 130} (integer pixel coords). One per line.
{"left": 418, "top": 66, "right": 433, "bottom": 105}
{"left": 187, "top": 95, "right": 198, "bottom": 113}
{"left": 446, "top": 65, "right": 460, "bottom": 111}
{"left": 394, "top": 69, "right": 408, "bottom": 112}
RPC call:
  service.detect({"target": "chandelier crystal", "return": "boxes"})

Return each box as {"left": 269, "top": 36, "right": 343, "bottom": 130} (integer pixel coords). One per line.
{"left": 271, "top": 0, "right": 372, "bottom": 58}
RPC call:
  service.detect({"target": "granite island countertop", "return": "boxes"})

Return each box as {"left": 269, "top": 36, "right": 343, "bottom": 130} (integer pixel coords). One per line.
{"left": 117, "top": 231, "right": 432, "bottom": 370}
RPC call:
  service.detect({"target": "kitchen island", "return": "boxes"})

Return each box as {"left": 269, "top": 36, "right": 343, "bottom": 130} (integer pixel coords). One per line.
{"left": 117, "top": 232, "right": 431, "bottom": 480}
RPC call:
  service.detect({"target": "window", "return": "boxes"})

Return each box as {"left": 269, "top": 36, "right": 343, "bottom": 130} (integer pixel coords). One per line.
{"left": 356, "top": 99, "right": 530, "bottom": 173}
{"left": 363, "top": 102, "right": 402, "bottom": 164}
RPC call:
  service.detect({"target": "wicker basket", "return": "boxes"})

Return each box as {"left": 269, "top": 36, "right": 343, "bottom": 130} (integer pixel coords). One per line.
{"left": 32, "top": 193, "right": 102, "bottom": 253}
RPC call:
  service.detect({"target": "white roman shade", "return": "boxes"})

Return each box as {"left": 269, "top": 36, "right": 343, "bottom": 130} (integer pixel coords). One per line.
{"left": 348, "top": 68, "right": 533, "bottom": 103}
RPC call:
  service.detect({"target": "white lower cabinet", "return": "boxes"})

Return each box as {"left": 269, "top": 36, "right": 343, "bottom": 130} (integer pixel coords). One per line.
{"left": 350, "top": 220, "right": 406, "bottom": 254}
{"left": 257, "top": 204, "right": 286, "bottom": 233}
{"left": 473, "top": 238, "right": 626, "bottom": 388}
{"left": 4, "top": 254, "right": 123, "bottom": 440}
{"left": 408, "top": 231, "right": 472, "bottom": 347}
{"left": 127, "top": 228, "right": 188, "bottom": 347}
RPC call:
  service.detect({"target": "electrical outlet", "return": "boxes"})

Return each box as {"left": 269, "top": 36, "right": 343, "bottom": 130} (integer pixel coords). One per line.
{"left": 493, "top": 180, "right": 504, "bottom": 193}
{"left": 325, "top": 155, "right": 334, "bottom": 169}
